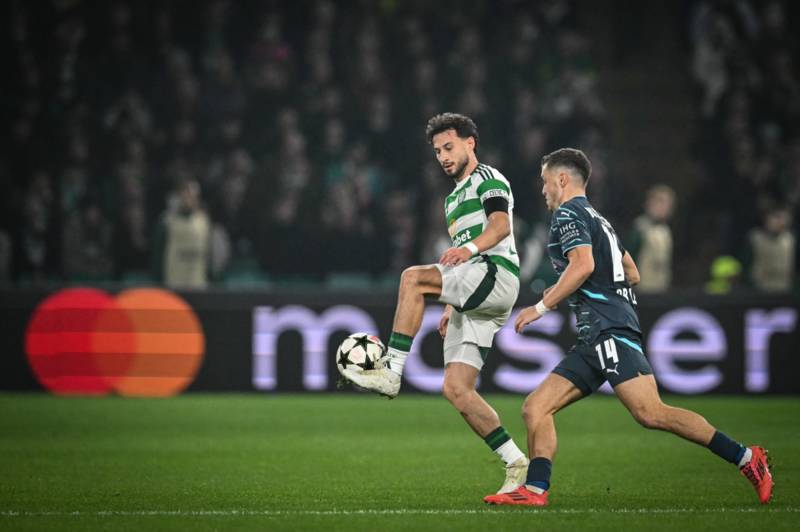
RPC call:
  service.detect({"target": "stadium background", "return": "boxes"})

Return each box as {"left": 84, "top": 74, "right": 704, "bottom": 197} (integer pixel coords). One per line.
{"left": 1, "top": 1, "right": 798, "bottom": 530}
{"left": 1, "top": 0, "right": 797, "bottom": 395}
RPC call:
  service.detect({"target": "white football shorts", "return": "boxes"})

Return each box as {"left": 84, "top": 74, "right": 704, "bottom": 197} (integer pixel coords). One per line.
{"left": 434, "top": 258, "right": 519, "bottom": 370}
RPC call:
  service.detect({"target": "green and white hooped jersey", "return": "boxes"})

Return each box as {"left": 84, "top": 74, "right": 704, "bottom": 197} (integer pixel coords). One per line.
{"left": 444, "top": 163, "right": 519, "bottom": 277}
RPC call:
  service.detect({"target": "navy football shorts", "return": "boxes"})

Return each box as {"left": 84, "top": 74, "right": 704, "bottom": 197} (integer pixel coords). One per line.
{"left": 552, "top": 332, "right": 653, "bottom": 396}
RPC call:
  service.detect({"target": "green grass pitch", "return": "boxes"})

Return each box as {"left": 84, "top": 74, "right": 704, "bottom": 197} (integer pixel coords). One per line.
{"left": 0, "top": 393, "right": 797, "bottom": 531}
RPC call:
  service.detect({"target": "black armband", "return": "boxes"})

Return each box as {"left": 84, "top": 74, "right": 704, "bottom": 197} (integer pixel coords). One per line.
{"left": 483, "top": 197, "right": 509, "bottom": 216}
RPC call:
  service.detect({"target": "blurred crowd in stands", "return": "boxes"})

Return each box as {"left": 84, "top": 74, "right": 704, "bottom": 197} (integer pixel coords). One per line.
{"left": 691, "top": 0, "right": 798, "bottom": 293}
{"left": 1, "top": 0, "right": 607, "bottom": 289}
{"left": 0, "top": 0, "right": 795, "bottom": 294}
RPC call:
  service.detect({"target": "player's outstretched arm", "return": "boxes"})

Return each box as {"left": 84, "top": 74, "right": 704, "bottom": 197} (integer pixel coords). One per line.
{"left": 622, "top": 251, "right": 640, "bottom": 286}
{"left": 515, "top": 246, "right": 594, "bottom": 332}
{"left": 439, "top": 211, "right": 511, "bottom": 266}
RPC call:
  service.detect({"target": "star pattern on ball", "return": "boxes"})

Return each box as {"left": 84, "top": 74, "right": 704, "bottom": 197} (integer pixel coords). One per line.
{"left": 357, "top": 354, "right": 376, "bottom": 370}
{"left": 337, "top": 348, "right": 354, "bottom": 369}
{"left": 352, "top": 334, "right": 377, "bottom": 370}
{"left": 352, "top": 334, "right": 372, "bottom": 351}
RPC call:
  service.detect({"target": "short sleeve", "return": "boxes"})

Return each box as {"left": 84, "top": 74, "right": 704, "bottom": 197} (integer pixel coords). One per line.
{"left": 553, "top": 207, "right": 592, "bottom": 257}
{"left": 476, "top": 179, "right": 510, "bottom": 204}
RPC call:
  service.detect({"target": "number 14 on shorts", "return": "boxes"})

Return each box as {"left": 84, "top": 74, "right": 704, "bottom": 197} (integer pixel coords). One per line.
{"left": 595, "top": 338, "right": 619, "bottom": 375}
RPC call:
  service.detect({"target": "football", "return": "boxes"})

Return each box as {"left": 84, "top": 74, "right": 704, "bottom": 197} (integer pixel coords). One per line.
{"left": 336, "top": 333, "right": 386, "bottom": 374}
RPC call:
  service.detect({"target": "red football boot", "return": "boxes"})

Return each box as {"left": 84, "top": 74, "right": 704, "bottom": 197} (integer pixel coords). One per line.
{"left": 740, "top": 446, "right": 773, "bottom": 504}
{"left": 484, "top": 486, "right": 549, "bottom": 506}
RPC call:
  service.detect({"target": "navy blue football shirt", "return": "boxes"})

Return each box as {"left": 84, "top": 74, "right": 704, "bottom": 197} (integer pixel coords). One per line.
{"left": 547, "top": 196, "right": 641, "bottom": 344}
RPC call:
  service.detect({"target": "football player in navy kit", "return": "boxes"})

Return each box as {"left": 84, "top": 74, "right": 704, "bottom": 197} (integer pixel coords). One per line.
{"left": 484, "top": 148, "right": 772, "bottom": 507}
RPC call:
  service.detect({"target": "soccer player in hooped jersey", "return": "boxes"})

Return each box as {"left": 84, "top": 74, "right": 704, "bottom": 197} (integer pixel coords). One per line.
{"left": 484, "top": 148, "right": 774, "bottom": 507}
{"left": 341, "top": 113, "right": 529, "bottom": 494}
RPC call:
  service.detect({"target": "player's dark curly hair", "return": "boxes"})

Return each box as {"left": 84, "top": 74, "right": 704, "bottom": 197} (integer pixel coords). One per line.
{"left": 425, "top": 113, "right": 479, "bottom": 149}
{"left": 541, "top": 148, "right": 592, "bottom": 184}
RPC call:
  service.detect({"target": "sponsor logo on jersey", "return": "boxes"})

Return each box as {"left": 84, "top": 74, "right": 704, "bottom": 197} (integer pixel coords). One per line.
{"left": 558, "top": 222, "right": 577, "bottom": 234}
{"left": 453, "top": 229, "right": 473, "bottom": 246}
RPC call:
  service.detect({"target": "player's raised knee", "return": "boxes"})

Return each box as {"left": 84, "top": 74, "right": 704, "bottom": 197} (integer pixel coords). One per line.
{"left": 399, "top": 266, "right": 423, "bottom": 289}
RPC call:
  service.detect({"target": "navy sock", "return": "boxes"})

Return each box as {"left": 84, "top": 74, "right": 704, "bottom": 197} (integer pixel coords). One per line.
{"left": 707, "top": 430, "right": 746, "bottom": 465}
{"left": 525, "top": 457, "right": 552, "bottom": 491}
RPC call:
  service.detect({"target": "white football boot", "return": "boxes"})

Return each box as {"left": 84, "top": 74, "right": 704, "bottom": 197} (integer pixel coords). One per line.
{"left": 497, "top": 456, "right": 529, "bottom": 494}
{"left": 340, "top": 358, "right": 401, "bottom": 398}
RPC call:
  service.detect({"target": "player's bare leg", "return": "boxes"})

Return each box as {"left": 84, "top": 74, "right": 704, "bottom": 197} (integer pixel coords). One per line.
{"left": 443, "top": 362, "right": 500, "bottom": 435}
{"left": 485, "top": 373, "right": 583, "bottom": 505}
{"left": 443, "top": 361, "right": 528, "bottom": 493}
{"left": 340, "top": 265, "right": 442, "bottom": 398}
{"left": 615, "top": 374, "right": 773, "bottom": 503}
{"left": 522, "top": 373, "right": 584, "bottom": 461}
{"left": 614, "top": 374, "right": 715, "bottom": 444}
{"left": 391, "top": 265, "right": 443, "bottom": 335}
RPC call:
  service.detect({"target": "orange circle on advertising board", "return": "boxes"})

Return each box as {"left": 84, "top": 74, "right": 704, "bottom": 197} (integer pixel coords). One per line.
{"left": 111, "top": 288, "right": 204, "bottom": 396}
{"left": 25, "top": 288, "right": 204, "bottom": 397}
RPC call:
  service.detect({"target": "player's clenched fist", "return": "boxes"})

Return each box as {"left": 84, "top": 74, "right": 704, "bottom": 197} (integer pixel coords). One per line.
{"left": 514, "top": 306, "right": 542, "bottom": 333}
{"left": 439, "top": 246, "right": 472, "bottom": 266}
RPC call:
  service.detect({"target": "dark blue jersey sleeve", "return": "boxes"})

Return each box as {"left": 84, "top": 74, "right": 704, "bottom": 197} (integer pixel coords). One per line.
{"left": 553, "top": 206, "right": 592, "bottom": 257}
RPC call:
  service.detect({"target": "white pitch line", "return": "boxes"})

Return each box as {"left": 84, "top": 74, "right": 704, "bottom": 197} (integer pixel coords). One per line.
{"left": 1, "top": 508, "right": 798, "bottom": 517}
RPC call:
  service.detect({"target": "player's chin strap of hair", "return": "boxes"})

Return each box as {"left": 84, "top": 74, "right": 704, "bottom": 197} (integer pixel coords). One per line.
{"left": 535, "top": 299, "right": 551, "bottom": 315}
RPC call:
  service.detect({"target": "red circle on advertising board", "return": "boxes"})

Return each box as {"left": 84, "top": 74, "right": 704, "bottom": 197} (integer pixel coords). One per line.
{"left": 24, "top": 288, "right": 204, "bottom": 397}
{"left": 24, "top": 288, "right": 136, "bottom": 395}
